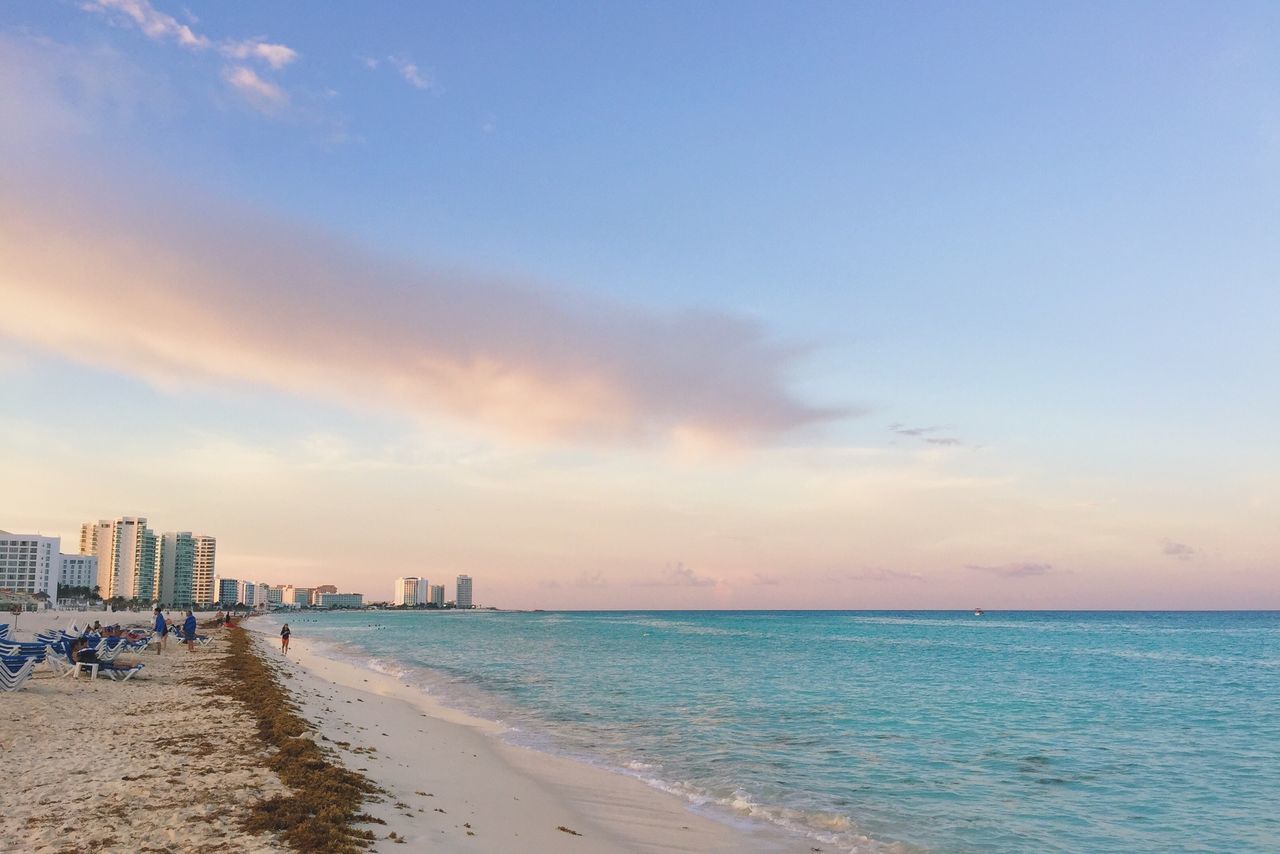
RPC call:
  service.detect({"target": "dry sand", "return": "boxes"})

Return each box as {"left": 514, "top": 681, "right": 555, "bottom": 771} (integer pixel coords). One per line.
{"left": 0, "top": 610, "right": 289, "bottom": 853}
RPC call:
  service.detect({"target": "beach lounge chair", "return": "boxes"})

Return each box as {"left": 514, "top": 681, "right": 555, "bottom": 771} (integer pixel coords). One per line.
{"left": 0, "top": 624, "right": 11, "bottom": 642}
{"left": 1, "top": 655, "right": 36, "bottom": 692}
{"left": 45, "top": 645, "right": 75, "bottom": 678}
{"left": 103, "top": 662, "right": 145, "bottom": 682}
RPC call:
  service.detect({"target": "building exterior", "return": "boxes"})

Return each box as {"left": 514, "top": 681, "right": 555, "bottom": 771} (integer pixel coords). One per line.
{"left": 158, "top": 532, "right": 195, "bottom": 606}
{"left": 238, "top": 581, "right": 256, "bottom": 608}
{"left": 214, "top": 576, "right": 239, "bottom": 606}
{"left": 394, "top": 576, "right": 429, "bottom": 606}
{"left": 429, "top": 584, "right": 445, "bottom": 607}
{"left": 265, "top": 586, "right": 284, "bottom": 606}
{"left": 318, "top": 592, "right": 363, "bottom": 609}
{"left": 455, "top": 575, "right": 473, "bottom": 610}
{"left": 0, "top": 531, "right": 60, "bottom": 605}
{"left": 288, "top": 587, "right": 313, "bottom": 607}
{"left": 57, "top": 553, "right": 98, "bottom": 591}
{"left": 80, "top": 520, "right": 113, "bottom": 593}
{"left": 315, "top": 584, "right": 337, "bottom": 595}
{"left": 79, "top": 517, "right": 158, "bottom": 601}
{"left": 192, "top": 535, "right": 216, "bottom": 605}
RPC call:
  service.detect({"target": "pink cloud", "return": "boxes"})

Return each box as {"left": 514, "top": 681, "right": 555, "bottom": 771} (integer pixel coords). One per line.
{"left": 0, "top": 172, "right": 835, "bottom": 446}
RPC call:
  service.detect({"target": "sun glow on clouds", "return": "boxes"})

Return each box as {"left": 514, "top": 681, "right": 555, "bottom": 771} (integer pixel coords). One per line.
{"left": 0, "top": 173, "right": 833, "bottom": 447}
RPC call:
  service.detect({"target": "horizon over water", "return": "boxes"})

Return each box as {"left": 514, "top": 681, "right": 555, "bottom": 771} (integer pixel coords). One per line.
{"left": 273, "top": 610, "right": 1279, "bottom": 852}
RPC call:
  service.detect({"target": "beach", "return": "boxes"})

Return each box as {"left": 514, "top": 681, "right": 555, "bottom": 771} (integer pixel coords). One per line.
{"left": 0, "top": 611, "right": 807, "bottom": 853}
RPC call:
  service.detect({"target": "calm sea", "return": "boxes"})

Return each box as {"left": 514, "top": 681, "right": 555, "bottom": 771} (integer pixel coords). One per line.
{"left": 273, "top": 610, "right": 1280, "bottom": 852}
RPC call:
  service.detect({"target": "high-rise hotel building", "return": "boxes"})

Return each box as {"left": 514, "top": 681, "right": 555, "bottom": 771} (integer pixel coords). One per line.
{"left": 456, "top": 575, "right": 473, "bottom": 610}
{"left": 159, "top": 532, "right": 195, "bottom": 606}
{"left": 393, "top": 576, "right": 430, "bottom": 606}
{"left": 192, "top": 535, "right": 216, "bottom": 605}
{"left": 0, "top": 531, "right": 98, "bottom": 606}
{"left": 79, "top": 517, "right": 157, "bottom": 601}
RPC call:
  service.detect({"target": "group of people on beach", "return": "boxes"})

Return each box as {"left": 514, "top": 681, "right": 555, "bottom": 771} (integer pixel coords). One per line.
{"left": 150, "top": 608, "right": 200, "bottom": 654}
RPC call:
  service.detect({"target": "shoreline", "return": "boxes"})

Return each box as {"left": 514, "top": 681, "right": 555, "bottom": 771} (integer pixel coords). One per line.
{"left": 248, "top": 622, "right": 814, "bottom": 853}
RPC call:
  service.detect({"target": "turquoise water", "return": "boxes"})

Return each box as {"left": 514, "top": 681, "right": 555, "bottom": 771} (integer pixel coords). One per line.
{"left": 279, "top": 611, "right": 1280, "bottom": 852}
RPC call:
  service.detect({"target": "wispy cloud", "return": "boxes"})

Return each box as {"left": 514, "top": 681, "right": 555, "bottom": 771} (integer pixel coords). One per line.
{"left": 81, "top": 0, "right": 209, "bottom": 49}
{"left": 221, "top": 38, "right": 297, "bottom": 70}
{"left": 966, "top": 562, "right": 1053, "bottom": 578}
{"left": 633, "top": 564, "right": 718, "bottom": 587}
{"left": 843, "top": 567, "right": 927, "bottom": 583}
{"left": 80, "top": 0, "right": 298, "bottom": 112}
{"left": 0, "top": 171, "right": 835, "bottom": 446}
{"left": 1161, "top": 539, "right": 1197, "bottom": 560}
{"left": 890, "top": 423, "right": 965, "bottom": 447}
{"left": 221, "top": 65, "right": 287, "bottom": 112}
{"left": 388, "top": 54, "right": 433, "bottom": 90}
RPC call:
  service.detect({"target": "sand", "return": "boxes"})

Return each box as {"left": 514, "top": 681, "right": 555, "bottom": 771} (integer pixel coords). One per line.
{"left": 0, "top": 610, "right": 289, "bottom": 853}
{"left": 2, "top": 610, "right": 813, "bottom": 853}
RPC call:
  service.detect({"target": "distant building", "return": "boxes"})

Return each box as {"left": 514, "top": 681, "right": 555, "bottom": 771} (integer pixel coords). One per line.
{"left": 394, "top": 576, "right": 430, "bottom": 606}
{"left": 192, "top": 535, "right": 217, "bottom": 606}
{"left": 394, "top": 576, "right": 418, "bottom": 606}
{"left": 158, "top": 532, "right": 195, "bottom": 606}
{"left": 214, "top": 576, "right": 239, "bottom": 606}
{"left": 0, "top": 531, "right": 60, "bottom": 605}
{"left": 288, "top": 587, "right": 314, "bottom": 607}
{"left": 265, "top": 586, "right": 283, "bottom": 606}
{"left": 318, "top": 592, "right": 363, "bottom": 609}
{"left": 238, "top": 581, "right": 256, "bottom": 608}
{"left": 315, "top": 584, "right": 337, "bottom": 595}
{"left": 81, "top": 517, "right": 157, "bottom": 601}
{"left": 429, "top": 584, "right": 445, "bottom": 608}
{"left": 57, "top": 553, "right": 97, "bottom": 592}
{"left": 455, "top": 575, "right": 473, "bottom": 610}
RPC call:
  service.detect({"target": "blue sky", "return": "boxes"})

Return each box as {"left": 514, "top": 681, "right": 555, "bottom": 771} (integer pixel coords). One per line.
{"left": 1, "top": 1, "right": 1276, "bottom": 606}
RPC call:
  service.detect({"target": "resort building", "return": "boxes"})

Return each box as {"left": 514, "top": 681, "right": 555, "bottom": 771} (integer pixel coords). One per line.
{"left": 315, "top": 584, "right": 337, "bottom": 596}
{"left": 430, "top": 584, "right": 445, "bottom": 607}
{"left": 265, "top": 586, "right": 283, "bottom": 606}
{"left": 57, "top": 553, "right": 98, "bottom": 591}
{"left": 214, "top": 576, "right": 239, "bottom": 606}
{"left": 0, "top": 531, "right": 60, "bottom": 605}
{"left": 287, "top": 587, "right": 313, "bottom": 607}
{"left": 456, "top": 575, "right": 473, "bottom": 610}
{"left": 158, "top": 532, "right": 195, "bottom": 606}
{"left": 192, "top": 535, "right": 216, "bottom": 605}
{"left": 318, "top": 592, "right": 363, "bottom": 609}
{"left": 238, "top": 581, "right": 256, "bottom": 608}
{"left": 80, "top": 516, "right": 157, "bottom": 601}
{"left": 394, "top": 576, "right": 429, "bottom": 606}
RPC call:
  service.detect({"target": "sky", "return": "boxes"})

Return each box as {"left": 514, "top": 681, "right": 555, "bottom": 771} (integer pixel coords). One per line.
{"left": 1, "top": 1, "right": 1277, "bottom": 608}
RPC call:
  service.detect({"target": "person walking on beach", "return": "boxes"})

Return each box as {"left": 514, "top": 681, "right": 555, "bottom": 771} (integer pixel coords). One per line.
{"left": 280, "top": 623, "right": 291, "bottom": 654}
{"left": 153, "top": 607, "right": 167, "bottom": 655}
{"left": 183, "top": 610, "right": 197, "bottom": 653}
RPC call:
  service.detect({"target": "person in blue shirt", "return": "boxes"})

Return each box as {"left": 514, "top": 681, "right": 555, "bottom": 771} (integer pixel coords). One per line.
{"left": 153, "top": 607, "right": 167, "bottom": 655}
{"left": 183, "top": 610, "right": 198, "bottom": 652}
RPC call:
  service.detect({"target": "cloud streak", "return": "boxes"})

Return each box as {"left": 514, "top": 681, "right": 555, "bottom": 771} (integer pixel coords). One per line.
{"left": 389, "top": 55, "right": 433, "bottom": 90}
{"left": 966, "top": 562, "right": 1053, "bottom": 578}
{"left": 0, "top": 171, "right": 834, "bottom": 446}
{"left": 82, "top": 0, "right": 208, "bottom": 49}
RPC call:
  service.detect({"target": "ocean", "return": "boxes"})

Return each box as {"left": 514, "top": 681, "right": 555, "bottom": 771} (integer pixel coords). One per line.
{"left": 273, "top": 610, "right": 1280, "bottom": 852}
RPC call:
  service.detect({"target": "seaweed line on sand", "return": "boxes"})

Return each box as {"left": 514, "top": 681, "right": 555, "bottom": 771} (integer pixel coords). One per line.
{"left": 218, "top": 624, "right": 383, "bottom": 852}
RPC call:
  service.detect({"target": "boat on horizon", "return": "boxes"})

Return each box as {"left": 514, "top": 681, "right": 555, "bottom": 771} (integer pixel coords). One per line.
{"left": 973, "top": 607, "right": 985, "bottom": 616}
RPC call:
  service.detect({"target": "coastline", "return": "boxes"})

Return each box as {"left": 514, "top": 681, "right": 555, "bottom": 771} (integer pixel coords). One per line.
{"left": 251, "top": 623, "right": 812, "bottom": 852}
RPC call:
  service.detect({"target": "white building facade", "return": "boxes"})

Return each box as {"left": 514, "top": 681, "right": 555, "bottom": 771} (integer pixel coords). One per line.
{"left": 0, "top": 531, "right": 60, "bottom": 605}
{"left": 57, "top": 553, "right": 98, "bottom": 591}
{"left": 192, "top": 535, "right": 217, "bottom": 606}
{"left": 318, "top": 592, "right": 363, "bottom": 609}
{"left": 455, "top": 575, "right": 473, "bottom": 610}
{"left": 430, "top": 584, "right": 445, "bottom": 607}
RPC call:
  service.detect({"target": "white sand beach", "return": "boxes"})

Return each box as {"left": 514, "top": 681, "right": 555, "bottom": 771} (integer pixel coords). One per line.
{"left": 1, "top": 610, "right": 812, "bottom": 853}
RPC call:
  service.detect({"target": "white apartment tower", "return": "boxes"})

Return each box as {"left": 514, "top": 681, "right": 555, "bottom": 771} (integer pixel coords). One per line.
{"left": 81, "top": 517, "right": 157, "bottom": 601}
{"left": 192, "top": 535, "right": 216, "bottom": 605}
{"left": 394, "top": 576, "right": 430, "bottom": 606}
{"left": 429, "top": 584, "right": 445, "bottom": 607}
{"left": 415, "top": 577, "right": 430, "bottom": 605}
{"left": 455, "top": 575, "right": 473, "bottom": 610}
